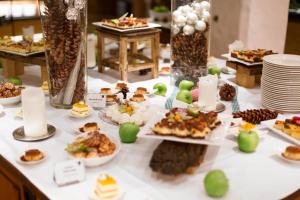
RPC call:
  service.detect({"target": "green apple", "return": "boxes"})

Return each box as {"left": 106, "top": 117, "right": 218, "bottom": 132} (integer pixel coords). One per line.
{"left": 208, "top": 66, "right": 221, "bottom": 77}
{"left": 176, "top": 90, "right": 193, "bottom": 104}
{"left": 204, "top": 170, "right": 229, "bottom": 198}
{"left": 153, "top": 83, "right": 167, "bottom": 96}
{"left": 8, "top": 76, "right": 22, "bottom": 85}
{"left": 179, "top": 80, "right": 194, "bottom": 91}
{"left": 237, "top": 130, "right": 260, "bottom": 153}
{"left": 119, "top": 122, "right": 140, "bottom": 143}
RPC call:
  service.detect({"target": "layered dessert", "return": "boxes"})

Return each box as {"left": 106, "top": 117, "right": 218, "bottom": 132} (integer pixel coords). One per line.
{"left": 100, "top": 88, "right": 112, "bottom": 95}
{"left": 94, "top": 174, "right": 120, "bottom": 200}
{"left": 71, "top": 101, "right": 89, "bottom": 117}
{"left": 79, "top": 122, "right": 100, "bottom": 133}
{"left": 41, "top": 81, "right": 49, "bottom": 95}
{"left": 231, "top": 49, "right": 274, "bottom": 63}
{"left": 21, "top": 149, "right": 44, "bottom": 162}
{"left": 130, "top": 94, "right": 145, "bottom": 102}
{"left": 134, "top": 87, "right": 149, "bottom": 95}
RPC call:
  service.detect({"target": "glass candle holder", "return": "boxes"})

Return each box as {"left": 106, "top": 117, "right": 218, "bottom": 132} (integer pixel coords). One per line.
{"left": 171, "top": 0, "right": 211, "bottom": 86}
{"left": 38, "top": 0, "right": 88, "bottom": 108}
{"left": 22, "top": 88, "right": 47, "bottom": 137}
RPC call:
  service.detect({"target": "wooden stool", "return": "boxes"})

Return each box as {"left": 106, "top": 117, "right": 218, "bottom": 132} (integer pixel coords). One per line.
{"left": 96, "top": 27, "right": 160, "bottom": 81}
{"left": 226, "top": 60, "right": 262, "bottom": 88}
{"left": 0, "top": 51, "right": 47, "bottom": 83}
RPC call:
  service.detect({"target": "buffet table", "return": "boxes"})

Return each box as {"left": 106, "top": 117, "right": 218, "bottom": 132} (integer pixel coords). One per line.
{"left": 0, "top": 60, "right": 300, "bottom": 200}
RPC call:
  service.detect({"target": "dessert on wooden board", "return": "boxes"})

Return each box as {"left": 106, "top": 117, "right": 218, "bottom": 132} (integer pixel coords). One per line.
{"left": 231, "top": 49, "right": 274, "bottom": 63}
{"left": 102, "top": 13, "right": 148, "bottom": 29}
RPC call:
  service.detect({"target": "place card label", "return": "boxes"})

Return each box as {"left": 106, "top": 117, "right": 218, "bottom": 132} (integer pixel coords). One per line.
{"left": 54, "top": 160, "right": 85, "bottom": 187}
{"left": 87, "top": 93, "right": 106, "bottom": 109}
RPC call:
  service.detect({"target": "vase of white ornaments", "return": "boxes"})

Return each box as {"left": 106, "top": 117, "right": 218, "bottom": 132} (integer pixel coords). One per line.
{"left": 38, "top": 0, "right": 87, "bottom": 108}
{"left": 171, "top": 0, "right": 211, "bottom": 86}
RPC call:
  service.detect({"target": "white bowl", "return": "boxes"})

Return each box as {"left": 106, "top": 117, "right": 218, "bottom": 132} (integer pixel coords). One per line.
{"left": 68, "top": 134, "right": 121, "bottom": 167}
{"left": 0, "top": 95, "right": 21, "bottom": 105}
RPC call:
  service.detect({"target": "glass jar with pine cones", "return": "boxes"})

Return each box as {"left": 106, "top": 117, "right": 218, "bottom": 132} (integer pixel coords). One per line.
{"left": 38, "top": 0, "right": 87, "bottom": 108}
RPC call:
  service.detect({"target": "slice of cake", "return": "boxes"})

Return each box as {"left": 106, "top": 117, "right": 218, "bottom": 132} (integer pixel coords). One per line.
{"left": 94, "top": 174, "right": 120, "bottom": 200}
{"left": 71, "top": 101, "right": 89, "bottom": 117}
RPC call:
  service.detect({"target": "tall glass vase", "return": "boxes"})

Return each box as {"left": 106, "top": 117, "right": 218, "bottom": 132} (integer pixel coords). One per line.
{"left": 38, "top": 0, "right": 87, "bottom": 108}
{"left": 171, "top": 0, "right": 211, "bottom": 86}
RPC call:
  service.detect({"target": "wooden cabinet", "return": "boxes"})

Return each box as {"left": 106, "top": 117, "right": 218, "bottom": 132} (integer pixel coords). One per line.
{"left": 0, "top": 155, "right": 48, "bottom": 200}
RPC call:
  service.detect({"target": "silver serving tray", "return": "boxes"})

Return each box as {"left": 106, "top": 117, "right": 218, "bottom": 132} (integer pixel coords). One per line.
{"left": 13, "top": 124, "right": 56, "bottom": 142}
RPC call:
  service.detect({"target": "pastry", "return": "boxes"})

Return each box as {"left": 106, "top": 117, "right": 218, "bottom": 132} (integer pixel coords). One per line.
{"left": 0, "top": 82, "right": 21, "bottom": 98}
{"left": 115, "top": 82, "right": 128, "bottom": 91}
{"left": 21, "top": 149, "right": 44, "bottom": 162}
{"left": 130, "top": 94, "right": 145, "bottom": 102}
{"left": 274, "top": 117, "right": 300, "bottom": 140}
{"left": 160, "top": 66, "right": 170, "bottom": 74}
{"left": 103, "top": 13, "right": 148, "bottom": 29}
{"left": 41, "top": 81, "right": 49, "bottom": 94}
{"left": 231, "top": 49, "right": 274, "bottom": 63}
{"left": 79, "top": 122, "right": 100, "bottom": 133}
{"left": 66, "top": 131, "right": 116, "bottom": 158}
{"left": 150, "top": 140, "right": 207, "bottom": 175}
{"left": 282, "top": 146, "right": 300, "bottom": 161}
{"left": 152, "top": 108, "right": 221, "bottom": 138}
{"left": 100, "top": 88, "right": 112, "bottom": 95}
{"left": 94, "top": 174, "right": 120, "bottom": 200}
{"left": 134, "top": 87, "right": 149, "bottom": 95}
{"left": 71, "top": 101, "right": 89, "bottom": 117}
{"left": 106, "top": 95, "right": 118, "bottom": 103}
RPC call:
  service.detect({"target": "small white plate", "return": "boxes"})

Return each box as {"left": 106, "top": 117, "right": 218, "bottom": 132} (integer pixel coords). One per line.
{"left": 278, "top": 153, "right": 300, "bottom": 165}
{"left": 89, "top": 188, "right": 124, "bottom": 200}
{"left": 16, "top": 150, "right": 47, "bottom": 165}
{"left": 0, "top": 95, "right": 21, "bottom": 105}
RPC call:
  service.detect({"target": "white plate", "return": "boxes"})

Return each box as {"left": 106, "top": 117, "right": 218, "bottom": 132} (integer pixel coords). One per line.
{"left": 278, "top": 152, "right": 300, "bottom": 165}
{"left": 16, "top": 151, "right": 47, "bottom": 165}
{"left": 222, "top": 53, "right": 262, "bottom": 66}
{"left": 67, "top": 133, "right": 121, "bottom": 167}
{"left": 0, "top": 95, "right": 21, "bottom": 105}
{"left": 261, "top": 119, "right": 300, "bottom": 146}
{"left": 89, "top": 188, "right": 124, "bottom": 200}
{"left": 92, "top": 22, "right": 161, "bottom": 33}
{"left": 263, "top": 54, "right": 300, "bottom": 67}
{"left": 138, "top": 111, "right": 227, "bottom": 145}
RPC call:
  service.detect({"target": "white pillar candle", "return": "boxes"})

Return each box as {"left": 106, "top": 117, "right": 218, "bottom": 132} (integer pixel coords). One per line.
{"left": 87, "top": 34, "right": 97, "bottom": 68}
{"left": 198, "top": 75, "right": 218, "bottom": 111}
{"left": 22, "top": 88, "right": 47, "bottom": 137}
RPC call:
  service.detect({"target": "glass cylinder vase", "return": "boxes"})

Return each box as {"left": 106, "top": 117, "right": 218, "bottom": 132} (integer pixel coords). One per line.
{"left": 38, "top": 0, "right": 87, "bottom": 108}
{"left": 171, "top": 0, "right": 211, "bottom": 86}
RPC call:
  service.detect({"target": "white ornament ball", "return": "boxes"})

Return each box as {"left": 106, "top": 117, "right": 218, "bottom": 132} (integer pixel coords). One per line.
{"left": 202, "top": 10, "right": 210, "bottom": 22}
{"left": 172, "top": 10, "right": 182, "bottom": 20}
{"left": 174, "top": 15, "right": 187, "bottom": 27}
{"left": 186, "top": 13, "right": 198, "bottom": 24}
{"left": 200, "top": 1, "right": 211, "bottom": 10}
{"left": 177, "top": 6, "right": 184, "bottom": 12}
{"left": 193, "top": 3, "right": 203, "bottom": 15}
{"left": 183, "top": 25, "right": 195, "bottom": 35}
{"left": 195, "top": 20, "right": 206, "bottom": 31}
{"left": 181, "top": 5, "right": 193, "bottom": 13}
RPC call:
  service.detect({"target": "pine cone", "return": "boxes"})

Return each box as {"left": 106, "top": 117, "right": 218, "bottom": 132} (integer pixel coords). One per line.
{"left": 219, "top": 84, "right": 236, "bottom": 101}
{"left": 233, "top": 109, "right": 278, "bottom": 124}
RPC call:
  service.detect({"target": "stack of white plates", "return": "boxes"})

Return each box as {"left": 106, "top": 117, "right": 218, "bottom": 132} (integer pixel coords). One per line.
{"left": 262, "top": 54, "right": 300, "bottom": 113}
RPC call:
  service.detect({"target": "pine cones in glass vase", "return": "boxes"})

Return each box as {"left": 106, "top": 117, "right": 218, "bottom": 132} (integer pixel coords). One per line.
{"left": 40, "top": 0, "right": 87, "bottom": 107}
{"left": 219, "top": 84, "right": 236, "bottom": 101}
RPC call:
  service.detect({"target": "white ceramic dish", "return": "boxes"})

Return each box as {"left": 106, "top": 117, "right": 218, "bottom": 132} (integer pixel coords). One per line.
{"left": 222, "top": 53, "right": 262, "bottom": 66}
{"left": 278, "top": 152, "right": 300, "bottom": 165}
{"left": 263, "top": 54, "right": 300, "bottom": 67}
{"left": 0, "top": 95, "right": 21, "bottom": 105}
{"left": 138, "top": 111, "right": 228, "bottom": 145}
{"left": 67, "top": 133, "right": 121, "bottom": 167}
{"left": 16, "top": 150, "right": 47, "bottom": 165}
{"left": 0, "top": 104, "right": 3, "bottom": 115}
{"left": 92, "top": 22, "right": 161, "bottom": 33}
{"left": 89, "top": 188, "right": 124, "bottom": 200}
{"left": 261, "top": 119, "right": 300, "bottom": 146}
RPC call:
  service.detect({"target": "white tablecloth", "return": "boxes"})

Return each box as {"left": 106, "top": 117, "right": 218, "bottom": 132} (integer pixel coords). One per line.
{"left": 0, "top": 60, "right": 299, "bottom": 200}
